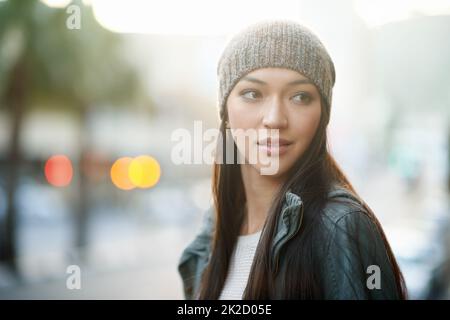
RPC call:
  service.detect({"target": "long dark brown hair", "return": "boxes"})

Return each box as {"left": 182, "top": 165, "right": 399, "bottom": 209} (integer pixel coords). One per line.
{"left": 198, "top": 95, "right": 407, "bottom": 299}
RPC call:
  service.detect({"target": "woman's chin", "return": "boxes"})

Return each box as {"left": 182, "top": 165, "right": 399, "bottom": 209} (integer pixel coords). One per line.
{"left": 248, "top": 162, "right": 290, "bottom": 178}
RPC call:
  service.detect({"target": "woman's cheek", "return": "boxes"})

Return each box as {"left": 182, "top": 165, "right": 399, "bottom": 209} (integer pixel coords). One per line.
{"left": 292, "top": 119, "right": 319, "bottom": 155}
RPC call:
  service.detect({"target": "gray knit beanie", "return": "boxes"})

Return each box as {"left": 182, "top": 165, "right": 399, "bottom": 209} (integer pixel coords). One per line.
{"left": 217, "top": 20, "right": 336, "bottom": 121}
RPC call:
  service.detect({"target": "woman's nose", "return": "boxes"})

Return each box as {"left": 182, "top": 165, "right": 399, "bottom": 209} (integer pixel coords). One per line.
{"left": 262, "top": 98, "right": 288, "bottom": 129}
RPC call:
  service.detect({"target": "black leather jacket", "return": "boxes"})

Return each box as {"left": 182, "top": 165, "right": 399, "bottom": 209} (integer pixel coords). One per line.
{"left": 177, "top": 185, "right": 402, "bottom": 299}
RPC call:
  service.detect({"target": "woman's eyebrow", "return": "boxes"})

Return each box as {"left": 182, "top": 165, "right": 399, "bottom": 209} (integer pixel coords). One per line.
{"left": 286, "top": 79, "right": 314, "bottom": 86}
{"left": 241, "top": 76, "right": 313, "bottom": 86}
{"left": 241, "top": 76, "right": 267, "bottom": 85}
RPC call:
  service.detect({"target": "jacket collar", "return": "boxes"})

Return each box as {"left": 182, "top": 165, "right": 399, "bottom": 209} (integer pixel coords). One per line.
{"left": 269, "top": 183, "right": 353, "bottom": 273}
{"left": 270, "top": 191, "right": 304, "bottom": 273}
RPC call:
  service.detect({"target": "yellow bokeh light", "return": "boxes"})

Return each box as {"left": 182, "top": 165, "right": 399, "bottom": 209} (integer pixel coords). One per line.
{"left": 110, "top": 157, "right": 135, "bottom": 190}
{"left": 128, "top": 155, "right": 161, "bottom": 188}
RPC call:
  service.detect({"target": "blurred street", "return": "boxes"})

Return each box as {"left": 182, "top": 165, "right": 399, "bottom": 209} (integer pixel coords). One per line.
{"left": 1, "top": 0, "right": 450, "bottom": 300}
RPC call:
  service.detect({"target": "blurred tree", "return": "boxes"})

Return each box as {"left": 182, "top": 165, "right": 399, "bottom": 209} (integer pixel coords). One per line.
{"left": 0, "top": 0, "right": 148, "bottom": 272}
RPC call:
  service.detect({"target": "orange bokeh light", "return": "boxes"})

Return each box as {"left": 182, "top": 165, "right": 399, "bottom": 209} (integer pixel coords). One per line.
{"left": 110, "top": 157, "right": 135, "bottom": 190}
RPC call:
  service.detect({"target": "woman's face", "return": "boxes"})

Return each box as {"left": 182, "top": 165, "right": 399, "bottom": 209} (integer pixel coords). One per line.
{"left": 226, "top": 67, "right": 322, "bottom": 178}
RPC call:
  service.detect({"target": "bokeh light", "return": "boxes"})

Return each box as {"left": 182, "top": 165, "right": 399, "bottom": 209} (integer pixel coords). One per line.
{"left": 44, "top": 155, "right": 73, "bottom": 187}
{"left": 110, "top": 157, "right": 135, "bottom": 190}
{"left": 128, "top": 155, "right": 161, "bottom": 188}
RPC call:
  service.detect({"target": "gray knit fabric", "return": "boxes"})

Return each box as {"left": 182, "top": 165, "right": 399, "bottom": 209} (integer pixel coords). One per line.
{"left": 217, "top": 20, "right": 336, "bottom": 120}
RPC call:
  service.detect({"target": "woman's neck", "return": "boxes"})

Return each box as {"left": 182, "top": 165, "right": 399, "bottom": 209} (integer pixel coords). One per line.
{"left": 240, "top": 164, "right": 285, "bottom": 235}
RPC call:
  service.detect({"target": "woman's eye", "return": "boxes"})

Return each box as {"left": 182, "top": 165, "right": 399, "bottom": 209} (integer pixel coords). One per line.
{"left": 241, "top": 90, "right": 260, "bottom": 100}
{"left": 292, "top": 92, "right": 311, "bottom": 104}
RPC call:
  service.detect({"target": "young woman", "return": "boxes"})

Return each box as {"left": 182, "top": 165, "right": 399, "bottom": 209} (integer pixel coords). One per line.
{"left": 178, "top": 20, "right": 407, "bottom": 300}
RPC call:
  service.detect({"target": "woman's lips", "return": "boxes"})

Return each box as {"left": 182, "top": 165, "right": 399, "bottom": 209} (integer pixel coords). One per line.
{"left": 257, "top": 138, "right": 293, "bottom": 156}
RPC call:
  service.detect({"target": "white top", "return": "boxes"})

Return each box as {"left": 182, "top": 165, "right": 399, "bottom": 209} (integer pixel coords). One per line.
{"left": 219, "top": 229, "right": 262, "bottom": 300}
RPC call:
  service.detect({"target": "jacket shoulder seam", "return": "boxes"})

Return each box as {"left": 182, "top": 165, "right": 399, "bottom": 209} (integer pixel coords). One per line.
{"left": 322, "top": 207, "right": 366, "bottom": 227}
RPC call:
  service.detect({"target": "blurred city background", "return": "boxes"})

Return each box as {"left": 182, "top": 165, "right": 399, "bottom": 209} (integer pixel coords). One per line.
{"left": 0, "top": 0, "right": 449, "bottom": 299}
